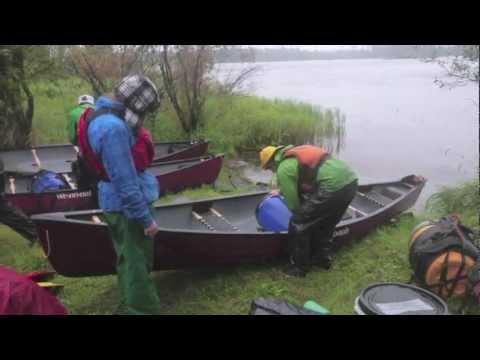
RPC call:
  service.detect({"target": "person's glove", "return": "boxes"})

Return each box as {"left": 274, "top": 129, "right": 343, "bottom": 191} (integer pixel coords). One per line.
{"left": 269, "top": 189, "right": 280, "bottom": 197}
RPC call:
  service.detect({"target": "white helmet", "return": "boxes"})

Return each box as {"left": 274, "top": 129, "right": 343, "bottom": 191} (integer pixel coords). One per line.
{"left": 78, "top": 95, "right": 95, "bottom": 106}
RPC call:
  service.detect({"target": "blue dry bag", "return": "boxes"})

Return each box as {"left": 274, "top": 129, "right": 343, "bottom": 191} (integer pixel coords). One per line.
{"left": 31, "top": 170, "right": 69, "bottom": 193}
{"left": 255, "top": 194, "right": 292, "bottom": 232}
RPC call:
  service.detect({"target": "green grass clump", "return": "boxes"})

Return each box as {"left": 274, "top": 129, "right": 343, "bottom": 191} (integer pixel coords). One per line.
{"left": 30, "top": 78, "right": 92, "bottom": 145}
{"left": 199, "top": 96, "right": 344, "bottom": 156}
{"left": 426, "top": 179, "right": 479, "bottom": 231}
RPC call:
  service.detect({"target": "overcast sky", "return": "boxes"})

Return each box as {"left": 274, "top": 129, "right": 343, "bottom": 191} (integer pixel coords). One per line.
{"left": 249, "top": 45, "right": 370, "bottom": 52}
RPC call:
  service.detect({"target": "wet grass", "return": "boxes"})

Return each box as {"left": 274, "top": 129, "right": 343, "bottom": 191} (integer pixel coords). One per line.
{"left": 426, "top": 178, "right": 480, "bottom": 233}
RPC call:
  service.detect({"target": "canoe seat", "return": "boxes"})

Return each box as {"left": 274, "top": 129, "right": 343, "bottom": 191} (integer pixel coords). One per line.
{"left": 364, "top": 191, "right": 394, "bottom": 206}
{"left": 342, "top": 207, "right": 357, "bottom": 220}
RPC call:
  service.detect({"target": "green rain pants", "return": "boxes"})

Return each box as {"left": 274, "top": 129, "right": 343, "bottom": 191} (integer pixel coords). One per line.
{"left": 104, "top": 209, "right": 161, "bottom": 315}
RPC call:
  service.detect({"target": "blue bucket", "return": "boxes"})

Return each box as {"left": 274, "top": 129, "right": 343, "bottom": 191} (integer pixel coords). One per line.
{"left": 255, "top": 195, "right": 292, "bottom": 232}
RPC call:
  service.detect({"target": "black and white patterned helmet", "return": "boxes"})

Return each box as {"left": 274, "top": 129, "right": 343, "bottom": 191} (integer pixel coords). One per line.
{"left": 115, "top": 74, "right": 161, "bottom": 127}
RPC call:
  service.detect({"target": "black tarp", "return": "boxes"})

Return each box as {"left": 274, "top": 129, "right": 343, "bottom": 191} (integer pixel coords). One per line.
{"left": 249, "top": 298, "right": 320, "bottom": 315}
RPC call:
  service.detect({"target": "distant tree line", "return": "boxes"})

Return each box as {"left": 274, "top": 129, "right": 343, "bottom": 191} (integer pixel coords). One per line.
{"left": 215, "top": 45, "right": 461, "bottom": 63}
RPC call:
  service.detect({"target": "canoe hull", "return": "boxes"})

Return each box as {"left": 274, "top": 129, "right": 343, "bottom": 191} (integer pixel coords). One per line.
{"left": 32, "top": 175, "right": 426, "bottom": 277}
{"left": 153, "top": 141, "right": 209, "bottom": 163}
{"left": 157, "top": 155, "right": 223, "bottom": 195}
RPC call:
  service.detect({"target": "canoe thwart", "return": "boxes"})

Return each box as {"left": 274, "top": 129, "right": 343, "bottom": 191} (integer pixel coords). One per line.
{"left": 192, "top": 211, "right": 216, "bottom": 231}
{"left": 210, "top": 208, "right": 240, "bottom": 232}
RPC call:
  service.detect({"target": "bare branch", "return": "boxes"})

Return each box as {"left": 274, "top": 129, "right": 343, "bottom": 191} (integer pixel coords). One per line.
{"left": 159, "top": 45, "right": 189, "bottom": 133}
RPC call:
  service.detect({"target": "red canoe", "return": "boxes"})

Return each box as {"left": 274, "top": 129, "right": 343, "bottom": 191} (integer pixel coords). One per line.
{"left": 3, "top": 154, "right": 224, "bottom": 216}
{"left": 31, "top": 175, "right": 426, "bottom": 277}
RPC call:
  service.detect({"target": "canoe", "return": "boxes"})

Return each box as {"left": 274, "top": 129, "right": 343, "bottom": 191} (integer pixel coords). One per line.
{"left": 0, "top": 140, "right": 209, "bottom": 174}
{"left": 31, "top": 175, "right": 426, "bottom": 277}
{"left": 4, "top": 154, "right": 224, "bottom": 216}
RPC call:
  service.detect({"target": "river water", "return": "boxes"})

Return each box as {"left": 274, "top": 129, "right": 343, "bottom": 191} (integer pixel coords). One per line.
{"left": 218, "top": 59, "right": 479, "bottom": 212}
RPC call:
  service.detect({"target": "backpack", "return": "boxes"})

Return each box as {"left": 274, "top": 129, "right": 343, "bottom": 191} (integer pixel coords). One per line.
{"left": 31, "top": 170, "right": 69, "bottom": 193}
{"left": 409, "top": 215, "right": 479, "bottom": 299}
{"left": 468, "top": 260, "right": 480, "bottom": 305}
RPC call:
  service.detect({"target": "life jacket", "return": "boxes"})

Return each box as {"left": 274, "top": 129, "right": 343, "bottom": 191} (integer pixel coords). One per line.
{"left": 77, "top": 107, "right": 155, "bottom": 182}
{"left": 283, "top": 145, "right": 330, "bottom": 193}
{"left": 409, "top": 215, "right": 479, "bottom": 299}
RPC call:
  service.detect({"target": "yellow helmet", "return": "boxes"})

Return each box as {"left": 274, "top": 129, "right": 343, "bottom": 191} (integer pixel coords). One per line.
{"left": 259, "top": 146, "right": 281, "bottom": 169}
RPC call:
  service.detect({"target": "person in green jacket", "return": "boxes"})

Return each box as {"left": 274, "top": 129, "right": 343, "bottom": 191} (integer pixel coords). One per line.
{"left": 67, "top": 95, "right": 95, "bottom": 145}
{"left": 260, "top": 144, "right": 358, "bottom": 277}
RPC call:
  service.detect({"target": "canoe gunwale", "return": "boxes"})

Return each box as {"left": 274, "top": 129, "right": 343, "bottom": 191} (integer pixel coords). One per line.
{"left": 0, "top": 140, "right": 208, "bottom": 153}
{"left": 0, "top": 140, "right": 210, "bottom": 173}
{"left": 151, "top": 153, "right": 223, "bottom": 166}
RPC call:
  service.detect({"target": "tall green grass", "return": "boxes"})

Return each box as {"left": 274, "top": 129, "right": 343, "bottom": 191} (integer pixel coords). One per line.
{"left": 426, "top": 179, "right": 480, "bottom": 231}
{"left": 30, "top": 78, "right": 91, "bottom": 145}
{"left": 30, "top": 78, "right": 346, "bottom": 157}
{"left": 198, "top": 96, "right": 345, "bottom": 156}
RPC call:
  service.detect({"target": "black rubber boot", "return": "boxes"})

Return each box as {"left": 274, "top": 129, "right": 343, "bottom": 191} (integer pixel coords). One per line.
{"left": 282, "top": 255, "right": 309, "bottom": 278}
{"left": 282, "top": 264, "right": 307, "bottom": 278}
{"left": 315, "top": 254, "right": 333, "bottom": 270}
{"left": 311, "top": 248, "right": 334, "bottom": 270}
